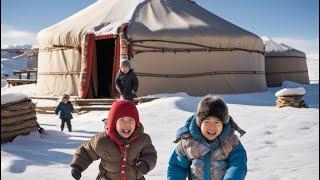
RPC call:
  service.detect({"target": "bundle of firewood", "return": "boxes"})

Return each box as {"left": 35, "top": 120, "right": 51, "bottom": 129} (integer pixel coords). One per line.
{"left": 1, "top": 94, "right": 39, "bottom": 143}
{"left": 276, "top": 95, "right": 308, "bottom": 108}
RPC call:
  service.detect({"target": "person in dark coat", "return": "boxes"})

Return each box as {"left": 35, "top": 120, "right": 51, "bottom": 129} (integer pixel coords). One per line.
{"left": 115, "top": 59, "right": 139, "bottom": 101}
{"left": 55, "top": 94, "right": 74, "bottom": 132}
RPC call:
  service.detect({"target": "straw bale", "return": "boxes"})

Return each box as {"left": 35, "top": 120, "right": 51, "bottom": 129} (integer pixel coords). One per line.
{"left": 1, "top": 98, "right": 30, "bottom": 108}
{"left": 1, "top": 109, "right": 35, "bottom": 118}
{"left": 1, "top": 114, "right": 37, "bottom": 126}
{"left": 1, "top": 101, "right": 35, "bottom": 111}
{"left": 1, "top": 126, "right": 37, "bottom": 141}
{"left": 1, "top": 119, "right": 38, "bottom": 133}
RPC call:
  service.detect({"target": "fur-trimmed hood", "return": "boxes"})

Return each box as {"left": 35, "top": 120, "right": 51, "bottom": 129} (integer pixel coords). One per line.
{"left": 175, "top": 114, "right": 246, "bottom": 148}
{"left": 175, "top": 114, "right": 233, "bottom": 150}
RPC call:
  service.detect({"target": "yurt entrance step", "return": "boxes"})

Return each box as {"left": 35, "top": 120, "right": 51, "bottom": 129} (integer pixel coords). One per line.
{"left": 31, "top": 97, "right": 157, "bottom": 114}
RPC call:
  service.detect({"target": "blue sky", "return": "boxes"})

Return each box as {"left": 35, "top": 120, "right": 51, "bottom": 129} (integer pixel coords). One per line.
{"left": 1, "top": 0, "right": 319, "bottom": 59}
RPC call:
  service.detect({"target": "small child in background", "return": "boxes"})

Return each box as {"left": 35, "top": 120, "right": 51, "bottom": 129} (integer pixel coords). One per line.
{"left": 55, "top": 94, "right": 74, "bottom": 132}
{"left": 70, "top": 100, "right": 157, "bottom": 180}
{"left": 167, "top": 96, "right": 247, "bottom": 180}
{"left": 115, "top": 59, "right": 139, "bottom": 101}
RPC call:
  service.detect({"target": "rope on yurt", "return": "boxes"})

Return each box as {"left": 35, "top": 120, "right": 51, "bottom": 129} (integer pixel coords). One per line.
{"left": 38, "top": 71, "right": 81, "bottom": 75}
{"left": 39, "top": 44, "right": 81, "bottom": 52}
{"left": 265, "top": 71, "right": 308, "bottom": 74}
{"left": 265, "top": 56, "right": 306, "bottom": 58}
{"left": 136, "top": 71, "right": 265, "bottom": 78}
{"left": 131, "top": 40, "right": 264, "bottom": 54}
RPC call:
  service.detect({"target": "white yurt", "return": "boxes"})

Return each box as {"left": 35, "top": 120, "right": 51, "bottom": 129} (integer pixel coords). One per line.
{"left": 37, "top": 0, "right": 266, "bottom": 98}
{"left": 263, "top": 37, "right": 309, "bottom": 87}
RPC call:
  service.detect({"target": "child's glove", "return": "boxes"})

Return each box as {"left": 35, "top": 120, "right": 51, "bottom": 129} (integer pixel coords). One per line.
{"left": 71, "top": 166, "right": 82, "bottom": 180}
{"left": 136, "top": 161, "right": 149, "bottom": 175}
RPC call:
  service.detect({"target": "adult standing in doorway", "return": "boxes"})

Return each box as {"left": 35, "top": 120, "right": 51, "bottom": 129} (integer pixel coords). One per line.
{"left": 115, "top": 59, "right": 139, "bottom": 101}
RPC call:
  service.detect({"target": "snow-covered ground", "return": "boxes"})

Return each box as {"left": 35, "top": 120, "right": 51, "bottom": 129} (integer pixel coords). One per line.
{"left": 307, "top": 59, "right": 319, "bottom": 83}
{"left": 1, "top": 59, "right": 319, "bottom": 179}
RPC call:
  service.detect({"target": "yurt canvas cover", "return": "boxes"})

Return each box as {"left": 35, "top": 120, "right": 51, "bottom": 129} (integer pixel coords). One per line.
{"left": 263, "top": 38, "right": 309, "bottom": 87}
{"left": 37, "top": 0, "right": 267, "bottom": 98}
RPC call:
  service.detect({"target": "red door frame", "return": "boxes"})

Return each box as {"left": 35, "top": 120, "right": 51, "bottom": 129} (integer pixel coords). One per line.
{"left": 94, "top": 34, "right": 120, "bottom": 98}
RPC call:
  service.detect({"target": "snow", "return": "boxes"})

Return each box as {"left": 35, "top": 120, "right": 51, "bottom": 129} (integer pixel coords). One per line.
{"left": 1, "top": 83, "right": 37, "bottom": 95}
{"left": 260, "top": 36, "right": 271, "bottom": 42}
{"left": 307, "top": 59, "right": 319, "bottom": 83}
{"left": 275, "top": 87, "right": 306, "bottom": 97}
{"left": 1, "top": 52, "right": 319, "bottom": 180}
{"left": 1, "top": 93, "right": 29, "bottom": 105}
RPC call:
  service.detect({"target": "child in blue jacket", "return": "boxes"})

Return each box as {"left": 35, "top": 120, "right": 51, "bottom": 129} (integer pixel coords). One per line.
{"left": 55, "top": 94, "right": 74, "bottom": 132}
{"left": 167, "top": 96, "right": 247, "bottom": 180}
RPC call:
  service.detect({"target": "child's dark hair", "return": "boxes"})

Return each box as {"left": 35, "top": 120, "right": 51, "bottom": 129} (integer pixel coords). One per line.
{"left": 62, "top": 94, "right": 70, "bottom": 100}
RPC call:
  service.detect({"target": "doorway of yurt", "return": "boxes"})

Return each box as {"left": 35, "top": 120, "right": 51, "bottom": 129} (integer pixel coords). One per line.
{"left": 95, "top": 38, "right": 115, "bottom": 98}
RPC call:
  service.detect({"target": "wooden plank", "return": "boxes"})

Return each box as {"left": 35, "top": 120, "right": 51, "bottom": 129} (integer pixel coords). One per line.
{"left": 74, "top": 99, "right": 115, "bottom": 105}
{"left": 30, "top": 96, "right": 59, "bottom": 100}
{"left": 35, "top": 106, "right": 81, "bottom": 111}
{"left": 6, "top": 78, "right": 37, "bottom": 86}
{"left": 74, "top": 98, "right": 115, "bottom": 102}
{"left": 80, "top": 105, "right": 111, "bottom": 111}
{"left": 13, "top": 69, "right": 37, "bottom": 74}
{"left": 6, "top": 78, "right": 37, "bottom": 83}
{"left": 35, "top": 110, "right": 56, "bottom": 114}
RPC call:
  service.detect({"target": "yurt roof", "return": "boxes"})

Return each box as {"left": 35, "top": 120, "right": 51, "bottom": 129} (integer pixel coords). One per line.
{"left": 37, "top": 0, "right": 263, "bottom": 52}
{"left": 262, "top": 37, "right": 305, "bottom": 57}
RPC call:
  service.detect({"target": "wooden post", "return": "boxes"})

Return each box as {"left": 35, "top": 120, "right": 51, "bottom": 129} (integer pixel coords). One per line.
{"left": 119, "top": 23, "right": 130, "bottom": 61}
{"left": 27, "top": 71, "right": 30, "bottom": 79}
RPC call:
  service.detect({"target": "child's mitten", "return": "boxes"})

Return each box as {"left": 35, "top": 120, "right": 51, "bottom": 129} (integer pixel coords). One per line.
{"left": 71, "top": 165, "right": 82, "bottom": 180}
{"left": 136, "top": 161, "right": 149, "bottom": 175}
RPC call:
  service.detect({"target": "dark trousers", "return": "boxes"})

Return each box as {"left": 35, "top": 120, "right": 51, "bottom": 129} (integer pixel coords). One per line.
{"left": 61, "top": 119, "right": 72, "bottom": 132}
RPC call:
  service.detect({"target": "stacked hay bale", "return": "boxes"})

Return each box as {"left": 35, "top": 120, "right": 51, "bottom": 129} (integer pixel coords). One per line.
{"left": 1, "top": 93, "right": 39, "bottom": 143}
{"left": 275, "top": 87, "right": 308, "bottom": 108}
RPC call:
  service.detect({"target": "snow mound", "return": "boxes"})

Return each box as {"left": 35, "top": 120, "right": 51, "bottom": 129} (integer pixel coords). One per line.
{"left": 1, "top": 93, "right": 29, "bottom": 105}
{"left": 260, "top": 36, "right": 271, "bottom": 42}
{"left": 1, "top": 83, "right": 37, "bottom": 96}
{"left": 1, "top": 44, "right": 32, "bottom": 49}
{"left": 275, "top": 87, "right": 306, "bottom": 97}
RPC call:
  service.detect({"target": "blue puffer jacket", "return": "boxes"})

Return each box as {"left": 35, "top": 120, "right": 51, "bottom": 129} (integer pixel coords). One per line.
{"left": 167, "top": 114, "right": 247, "bottom": 180}
{"left": 55, "top": 102, "right": 74, "bottom": 120}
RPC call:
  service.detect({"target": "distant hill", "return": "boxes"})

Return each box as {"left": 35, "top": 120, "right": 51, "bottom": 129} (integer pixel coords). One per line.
{"left": 1, "top": 44, "right": 33, "bottom": 49}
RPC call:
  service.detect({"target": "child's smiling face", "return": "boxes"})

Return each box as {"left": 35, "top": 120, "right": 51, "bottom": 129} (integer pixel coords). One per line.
{"left": 200, "top": 116, "right": 223, "bottom": 141}
{"left": 120, "top": 66, "right": 130, "bottom": 74}
{"left": 62, "top": 97, "right": 68, "bottom": 104}
{"left": 116, "top": 116, "right": 136, "bottom": 138}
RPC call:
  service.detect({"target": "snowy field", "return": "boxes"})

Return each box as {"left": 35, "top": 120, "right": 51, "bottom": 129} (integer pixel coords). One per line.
{"left": 1, "top": 58, "right": 319, "bottom": 179}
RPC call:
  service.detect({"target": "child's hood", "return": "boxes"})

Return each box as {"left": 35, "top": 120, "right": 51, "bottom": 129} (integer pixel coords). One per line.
{"left": 174, "top": 114, "right": 233, "bottom": 146}
{"left": 106, "top": 100, "right": 141, "bottom": 143}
